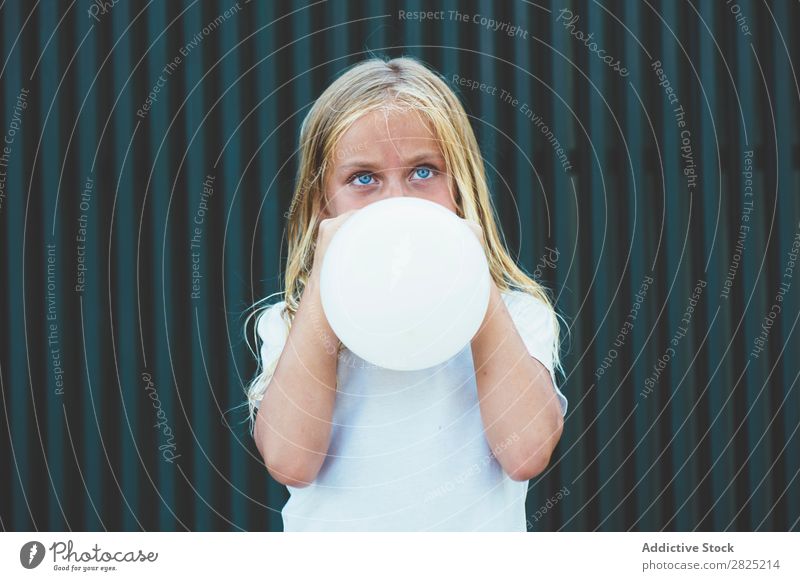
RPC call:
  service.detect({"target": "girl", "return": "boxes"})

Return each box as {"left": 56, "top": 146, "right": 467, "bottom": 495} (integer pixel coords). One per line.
{"left": 244, "top": 56, "right": 568, "bottom": 531}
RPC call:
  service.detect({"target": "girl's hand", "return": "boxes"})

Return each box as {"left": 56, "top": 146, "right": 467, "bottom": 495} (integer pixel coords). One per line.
{"left": 461, "top": 218, "right": 498, "bottom": 298}
{"left": 461, "top": 218, "right": 486, "bottom": 251}
{"left": 310, "top": 209, "right": 360, "bottom": 283}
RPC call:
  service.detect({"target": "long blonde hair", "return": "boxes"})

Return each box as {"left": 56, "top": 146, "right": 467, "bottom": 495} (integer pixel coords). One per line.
{"left": 242, "top": 55, "right": 567, "bottom": 434}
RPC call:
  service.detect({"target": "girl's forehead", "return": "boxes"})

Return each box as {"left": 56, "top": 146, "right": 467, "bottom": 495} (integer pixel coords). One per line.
{"left": 331, "top": 109, "right": 441, "bottom": 161}
{"left": 344, "top": 108, "right": 435, "bottom": 141}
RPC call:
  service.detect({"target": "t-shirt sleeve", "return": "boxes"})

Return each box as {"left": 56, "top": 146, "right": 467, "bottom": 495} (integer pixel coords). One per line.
{"left": 503, "top": 291, "right": 568, "bottom": 416}
{"left": 252, "top": 301, "right": 290, "bottom": 410}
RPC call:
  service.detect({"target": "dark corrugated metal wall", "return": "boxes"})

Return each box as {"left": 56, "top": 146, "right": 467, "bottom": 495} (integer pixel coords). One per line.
{"left": 1, "top": 0, "right": 798, "bottom": 531}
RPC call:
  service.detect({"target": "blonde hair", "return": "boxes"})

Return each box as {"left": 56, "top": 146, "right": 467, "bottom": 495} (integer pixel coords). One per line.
{"left": 241, "top": 55, "right": 568, "bottom": 435}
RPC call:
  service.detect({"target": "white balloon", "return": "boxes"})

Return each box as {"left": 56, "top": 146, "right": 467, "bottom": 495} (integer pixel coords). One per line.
{"left": 320, "top": 197, "right": 491, "bottom": 371}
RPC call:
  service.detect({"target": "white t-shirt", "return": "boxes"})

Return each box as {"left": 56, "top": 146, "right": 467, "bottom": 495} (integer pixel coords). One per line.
{"left": 253, "top": 290, "right": 568, "bottom": 531}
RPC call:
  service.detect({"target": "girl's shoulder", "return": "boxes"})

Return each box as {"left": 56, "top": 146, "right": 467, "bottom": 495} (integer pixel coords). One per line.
{"left": 500, "top": 288, "right": 550, "bottom": 311}
{"left": 256, "top": 300, "right": 290, "bottom": 343}
{"left": 500, "top": 289, "right": 558, "bottom": 339}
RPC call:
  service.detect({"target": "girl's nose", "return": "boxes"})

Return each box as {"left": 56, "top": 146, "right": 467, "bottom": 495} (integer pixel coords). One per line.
{"left": 382, "top": 182, "right": 408, "bottom": 199}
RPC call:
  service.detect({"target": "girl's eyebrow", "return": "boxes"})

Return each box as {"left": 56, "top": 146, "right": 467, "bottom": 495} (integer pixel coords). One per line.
{"left": 336, "top": 151, "right": 445, "bottom": 173}
{"left": 404, "top": 152, "right": 446, "bottom": 167}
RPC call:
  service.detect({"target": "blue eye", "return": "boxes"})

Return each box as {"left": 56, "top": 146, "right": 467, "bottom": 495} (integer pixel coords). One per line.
{"left": 352, "top": 173, "right": 375, "bottom": 186}
{"left": 413, "top": 167, "right": 434, "bottom": 180}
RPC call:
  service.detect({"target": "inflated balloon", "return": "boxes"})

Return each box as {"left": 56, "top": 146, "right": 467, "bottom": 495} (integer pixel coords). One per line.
{"left": 319, "top": 197, "right": 491, "bottom": 371}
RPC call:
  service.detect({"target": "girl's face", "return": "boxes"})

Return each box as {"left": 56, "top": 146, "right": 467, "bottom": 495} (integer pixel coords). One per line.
{"left": 322, "top": 107, "right": 458, "bottom": 218}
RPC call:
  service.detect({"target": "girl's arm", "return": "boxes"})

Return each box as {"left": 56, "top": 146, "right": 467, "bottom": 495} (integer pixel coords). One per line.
{"left": 470, "top": 282, "right": 565, "bottom": 481}
{"left": 254, "top": 273, "right": 338, "bottom": 488}
{"left": 254, "top": 211, "right": 358, "bottom": 487}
